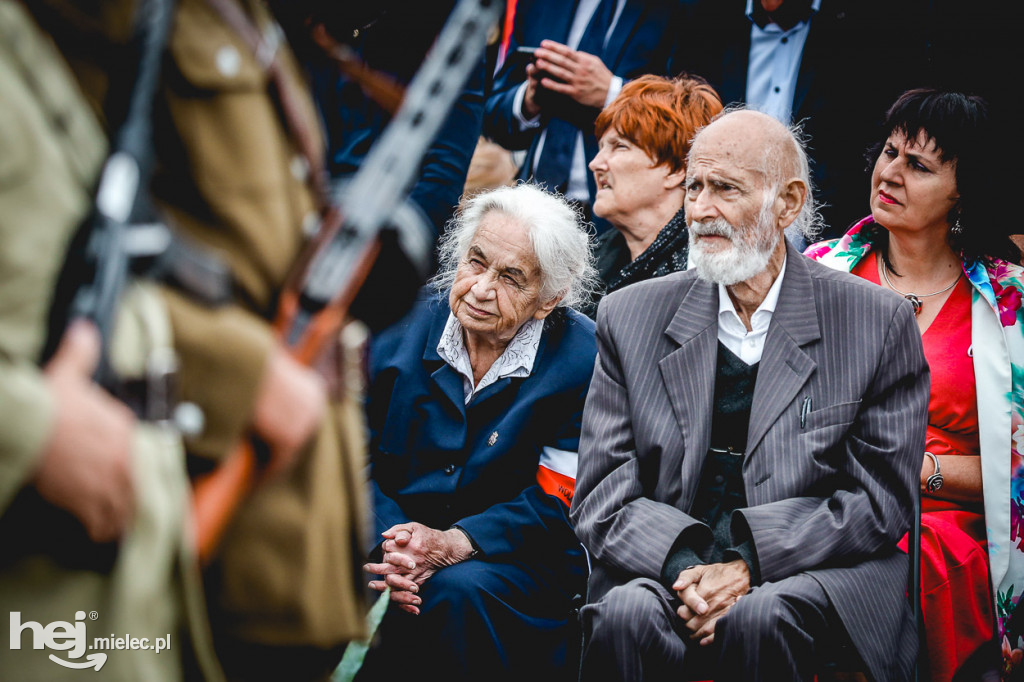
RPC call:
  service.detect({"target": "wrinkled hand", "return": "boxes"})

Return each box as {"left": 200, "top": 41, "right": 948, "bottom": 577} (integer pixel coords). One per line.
{"left": 534, "top": 39, "right": 614, "bottom": 108}
{"left": 363, "top": 522, "right": 476, "bottom": 615}
{"left": 251, "top": 344, "right": 327, "bottom": 480}
{"left": 34, "top": 320, "right": 136, "bottom": 543}
{"left": 674, "top": 560, "right": 751, "bottom": 646}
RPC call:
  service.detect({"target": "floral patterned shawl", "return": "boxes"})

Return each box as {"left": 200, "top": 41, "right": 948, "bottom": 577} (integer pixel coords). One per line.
{"left": 806, "top": 216, "right": 1024, "bottom": 675}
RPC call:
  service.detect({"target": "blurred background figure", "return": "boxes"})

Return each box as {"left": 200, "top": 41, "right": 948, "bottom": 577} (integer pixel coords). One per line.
{"left": 147, "top": 2, "right": 373, "bottom": 679}
{"left": 281, "top": 0, "right": 485, "bottom": 243}
{"left": 584, "top": 73, "right": 722, "bottom": 317}
{"left": 27, "top": 0, "right": 389, "bottom": 679}
{"left": 806, "top": 88, "right": 1023, "bottom": 681}
{"left": 462, "top": 136, "right": 519, "bottom": 201}
{"left": 0, "top": 1, "right": 221, "bottom": 679}
{"left": 271, "top": 0, "right": 487, "bottom": 333}
{"left": 484, "top": 0, "right": 682, "bottom": 234}
{"left": 672, "top": 0, "right": 927, "bottom": 238}
{"left": 357, "top": 184, "right": 598, "bottom": 681}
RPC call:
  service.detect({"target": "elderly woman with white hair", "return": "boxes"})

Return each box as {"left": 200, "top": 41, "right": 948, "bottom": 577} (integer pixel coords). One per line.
{"left": 355, "top": 183, "right": 599, "bottom": 681}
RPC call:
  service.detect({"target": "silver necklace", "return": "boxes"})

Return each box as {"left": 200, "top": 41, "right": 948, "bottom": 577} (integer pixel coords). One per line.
{"left": 880, "top": 263, "right": 961, "bottom": 316}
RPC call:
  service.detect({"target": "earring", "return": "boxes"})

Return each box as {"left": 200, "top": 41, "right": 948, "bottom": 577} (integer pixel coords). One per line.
{"left": 951, "top": 216, "right": 963, "bottom": 235}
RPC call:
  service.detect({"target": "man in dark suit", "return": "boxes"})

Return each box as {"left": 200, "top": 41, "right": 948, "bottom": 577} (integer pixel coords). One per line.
{"left": 570, "top": 109, "right": 930, "bottom": 681}
{"left": 484, "top": 0, "right": 679, "bottom": 232}
{"left": 671, "top": 0, "right": 927, "bottom": 238}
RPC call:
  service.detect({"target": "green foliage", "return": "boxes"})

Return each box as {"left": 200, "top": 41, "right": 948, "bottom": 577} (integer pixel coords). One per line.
{"left": 998, "top": 585, "right": 1017, "bottom": 619}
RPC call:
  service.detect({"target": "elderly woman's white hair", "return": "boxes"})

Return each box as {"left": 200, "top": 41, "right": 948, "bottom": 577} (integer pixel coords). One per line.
{"left": 431, "top": 183, "right": 599, "bottom": 310}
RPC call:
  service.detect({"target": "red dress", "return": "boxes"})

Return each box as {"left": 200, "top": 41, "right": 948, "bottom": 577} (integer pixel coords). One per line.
{"left": 854, "top": 255, "right": 993, "bottom": 681}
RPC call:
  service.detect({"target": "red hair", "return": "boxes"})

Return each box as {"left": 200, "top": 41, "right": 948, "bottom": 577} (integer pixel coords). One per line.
{"left": 594, "top": 74, "right": 723, "bottom": 174}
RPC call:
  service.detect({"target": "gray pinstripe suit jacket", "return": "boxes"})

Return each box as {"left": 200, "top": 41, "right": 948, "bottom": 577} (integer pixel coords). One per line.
{"left": 570, "top": 241, "right": 930, "bottom": 681}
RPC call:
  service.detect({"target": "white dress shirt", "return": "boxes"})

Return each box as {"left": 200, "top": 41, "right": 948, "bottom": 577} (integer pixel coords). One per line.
{"left": 436, "top": 313, "right": 544, "bottom": 404}
{"left": 435, "top": 312, "right": 578, "bottom": 483}
{"left": 512, "top": 0, "right": 626, "bottom": 201}
{"left": 716, "top": 258, "right": 787, "bottom": 365}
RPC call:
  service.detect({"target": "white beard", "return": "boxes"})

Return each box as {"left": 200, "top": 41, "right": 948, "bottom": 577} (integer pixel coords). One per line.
{"left": 688, "top": 207, "right": 780, "bottom": 286}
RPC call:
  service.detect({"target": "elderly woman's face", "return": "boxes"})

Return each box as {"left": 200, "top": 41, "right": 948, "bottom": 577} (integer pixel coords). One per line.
{"left": 870, "top": 130, "right": 959, "bottom": 237}
{"left": 589, "top": 129, "right": 686, "bottom": 229}
{"left": 449, "top": 212, "right": 559, "bottom": 347}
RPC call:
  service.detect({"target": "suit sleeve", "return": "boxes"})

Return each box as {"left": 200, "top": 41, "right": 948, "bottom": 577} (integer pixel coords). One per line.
{"left": 733, "top": 300, "right": 928, "bottom": 583}
{"left": 0, "top": 38, "right": 102, "bottom": 515}
{"left": 482, "top": 2, "right": 544, "bottom": 151}
{"left": 454, "top": 378, "right": 588, "bottom": 560}
{"left": 571, "top": 302, "right": 715, "bottom": 581}
{"left": 409, "top": 57, "right": 485, "bottom": 236}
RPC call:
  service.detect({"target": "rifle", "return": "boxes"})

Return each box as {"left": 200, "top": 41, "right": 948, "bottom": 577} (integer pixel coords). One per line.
{"left": 13, "top": 0, "right": 224, "bottom": 572}
{"left": 191, "top": 0, "right": 504, "bottom": 564}
{"left": 43, "top": 0, "right": 176, "bottom": 383}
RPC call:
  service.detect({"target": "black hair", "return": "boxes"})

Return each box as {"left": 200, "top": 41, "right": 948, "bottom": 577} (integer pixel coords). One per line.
{"left": 864, "top": 88, "right": 1020, "bottom": 267}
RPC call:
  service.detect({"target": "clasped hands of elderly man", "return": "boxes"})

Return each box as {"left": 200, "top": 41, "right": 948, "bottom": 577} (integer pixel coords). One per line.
{"left": 674, "top": 560, "right": 751, "bottom": 647}
{"left": 363, "top": 522, "right": 477, "bottom": 615}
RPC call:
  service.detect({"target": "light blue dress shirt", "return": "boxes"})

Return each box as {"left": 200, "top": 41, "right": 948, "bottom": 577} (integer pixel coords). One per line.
{"left": 744, "top": 0, "right": 821, "bottom": 124}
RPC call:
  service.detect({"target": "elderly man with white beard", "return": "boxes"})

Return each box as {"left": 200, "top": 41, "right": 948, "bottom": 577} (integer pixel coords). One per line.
{"left": 569, "top": 109, "right": 930, "bottom": 682}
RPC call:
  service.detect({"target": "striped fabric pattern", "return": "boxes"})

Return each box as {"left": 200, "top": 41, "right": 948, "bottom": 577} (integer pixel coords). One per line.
{"left": 537, "top": 446, "right": 579, "bottom": 507}
{"left": 570, "top": 240, "right": 930, "bottom": 681}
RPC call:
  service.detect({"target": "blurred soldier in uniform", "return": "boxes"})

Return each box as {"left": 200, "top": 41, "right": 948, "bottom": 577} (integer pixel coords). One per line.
{"left": 154, "top": 3, "right": 371, "bottom": 678}
{"left": 29, "top": 0, "right": 374, "bottom": 680}
{"left": 0, "top": 1, "right": 222, "bottom": 680}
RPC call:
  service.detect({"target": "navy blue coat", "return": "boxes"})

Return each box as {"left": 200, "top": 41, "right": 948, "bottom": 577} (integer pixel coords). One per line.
{"left": 366, "top": 292, "right": 597, "bottom": 566}
{"left": 358, "top": 292, "right": 597, "bottom": 678}
{"left": 483, "top": 0, "right": 680, "bottom": 207}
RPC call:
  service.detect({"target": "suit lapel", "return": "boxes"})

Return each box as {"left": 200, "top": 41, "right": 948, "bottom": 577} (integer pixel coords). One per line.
{"left": 602, "top": 0, "right": 642, "bottom": 70}
{"left": 659, "top": 278, "right": 718, "bottom": 506}
{"left": 793, "top": 3, "right": 836, "bottom": 117}
{"left": 720, "top": 18, "right": 752, "bottom": 106}
{"left": 551, "top": 0, "right": 580, "bottom": 45}
{"left": 745, "top": 244, "right": 821, "bottom": 455}
{"left": 423, "top": 304, "right": 467, "bottom": 419}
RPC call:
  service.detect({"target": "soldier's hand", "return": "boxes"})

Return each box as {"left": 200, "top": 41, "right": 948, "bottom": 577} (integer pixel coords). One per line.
{"left": 252, "top": 345, "right": 327, "bottom": 479}
{"left": 34, "top": 320, "right": 136, "bottom": 543}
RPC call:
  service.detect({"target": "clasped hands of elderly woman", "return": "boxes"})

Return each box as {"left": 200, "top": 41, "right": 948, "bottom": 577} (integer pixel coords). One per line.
{"left": 364, "top": 522, "right": 477, "bottom": 615}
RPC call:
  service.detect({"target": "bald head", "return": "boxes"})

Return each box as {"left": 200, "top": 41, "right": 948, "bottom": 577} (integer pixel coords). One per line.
{"left": 685, "top": 108, "right": 817, "bottom": 241}
{"left": 691, "top": 109, "right": 803, "bottom": 191}
{"left": 682, "top": 108, "right": 820, "bottom": 289}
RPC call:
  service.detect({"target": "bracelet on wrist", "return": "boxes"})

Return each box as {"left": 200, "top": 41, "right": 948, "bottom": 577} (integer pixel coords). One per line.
{"left": 924, "top": 451, "right": 943, "bottom": 493}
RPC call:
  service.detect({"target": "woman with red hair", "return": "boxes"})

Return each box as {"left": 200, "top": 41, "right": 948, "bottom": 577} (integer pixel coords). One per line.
{"left": 585, "top": 74, "right": 722, "bottom": 316}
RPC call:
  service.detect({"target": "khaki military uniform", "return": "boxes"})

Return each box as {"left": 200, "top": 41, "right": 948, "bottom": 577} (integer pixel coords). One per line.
{"left": 31, "top": 0, "right": 371, "bottom": 677}
{"left": 153, "top": 0, "right": 369, "bottom": 657}
{"left": 28, "top": 0, "right": 371, "bottom": 676}
{"left": 155, "top": 3, "right": 370, "bottom": 676}
{"left": 0, "top": 2, "right": 221, "bottom": 680}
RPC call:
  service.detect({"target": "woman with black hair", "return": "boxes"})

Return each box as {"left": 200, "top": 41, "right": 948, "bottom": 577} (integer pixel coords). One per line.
{"left": 806, "top": 88, "right": 1024, "bottom": 681}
